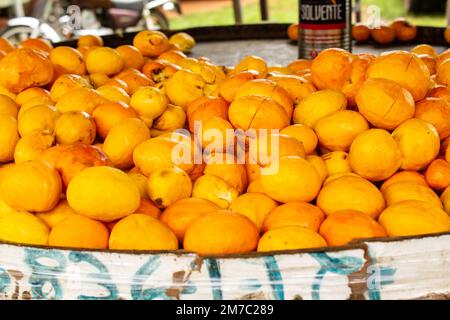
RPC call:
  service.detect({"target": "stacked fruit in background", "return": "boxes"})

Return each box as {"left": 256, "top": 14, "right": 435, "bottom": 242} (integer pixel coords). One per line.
{"left": 0, "top": 30, "right": 450, "bottom": 256}
{"left": 289, "top": 18, "right": 450, "bottom": 45}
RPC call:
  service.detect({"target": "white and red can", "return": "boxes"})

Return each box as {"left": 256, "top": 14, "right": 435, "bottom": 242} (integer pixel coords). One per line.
{"left": 298, "top": 0, "right": 352, "bottom": 59}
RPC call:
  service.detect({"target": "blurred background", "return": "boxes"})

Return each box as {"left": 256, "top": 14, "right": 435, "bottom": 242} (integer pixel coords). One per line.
{"left": 0, "top": 0, "right": 446, "bottom": 43}
{"left": 169, "top": 0, "right": 446, "bottom": 29}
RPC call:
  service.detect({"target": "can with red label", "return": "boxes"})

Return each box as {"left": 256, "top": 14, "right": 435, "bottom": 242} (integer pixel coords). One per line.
{"left": 298, "top": 0, "right": 352, "bottom": 59}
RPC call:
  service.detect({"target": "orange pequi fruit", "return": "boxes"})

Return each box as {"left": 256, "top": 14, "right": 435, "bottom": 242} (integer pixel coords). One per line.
{"left": 49, "top": 215, "right": 109, "bottom": 250}
{"left": 183, "top": 210, "right": 260, "bottom": 255}
{"left": 160, "top": 197, "right": 219, "bottom": 243}
{"left": 262, "top": 202, "right": 325, "bottom": 233}
{"left": 425, "top": 159, "right": 450, "bottom": 191}
{"left": 0, "top": 48, "right": 54, "bottom": 93}
{"left": 319, "top": 210, "right": 387, "bottom": 246}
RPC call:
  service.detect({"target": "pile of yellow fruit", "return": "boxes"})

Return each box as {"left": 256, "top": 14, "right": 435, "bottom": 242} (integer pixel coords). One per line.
{"left": 0, "top": 30, "right": 449, "bottom": 256}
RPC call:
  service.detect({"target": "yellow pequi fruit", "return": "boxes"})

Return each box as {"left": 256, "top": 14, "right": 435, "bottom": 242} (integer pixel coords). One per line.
{"left": 184, "top": 210, "right": 260, "bottom": 255}
{"left": 229, "top": 192, "right": 278, "bottom": 231}
{"left": 259, "top": 156, "right": 322, "bottom": 203}
{"left": 234, "top": 55, "right": 268, "bottom": 78}
{"left": 147, "top": 166, "right": 193, "bottom": 209}
{"left": 160, "top": 197, "right": 219, "bottom": 243}
{"left": 130, "top": 86, "right": 168, "bottom": 126}
{"left": 0, "top": 114, "right": 19, "bottom": 163}
{"left": 319, "top": 210, "right": 387, "bottom": 246}
{"left": 152, "top": 104, "right": 186, "bottom": 131}
{"left": 392, "top": 118, "right": 440, "bottom": 171}
{"left": 0, "top": 212, "right": 49, "bottom": 245}
{"left": 18, "top": 104, "right": 60, "bottom": 137}
{"left": 317, "top": 175, "right": 385, "bottom": 219}
{"left": 0, "top": 160, "right": 62, "bottom": 212}
{"left": 314, "top": 110, "right": 369, "bottom": 151}
{"left": 96, "top": 85, "right": 130, "bottom": 104}
{"left": 54, "top": 111, "right": 96, "bottom": 145}
{"left": 127, "top": 172, "right": 150, "bottom": 200}
{"left": 48, "top": 214, "right": 109, "bottom": 249}
{"left": 85, "top": 47, "right": 124, "bottom": 76}
{"left": 293, "top": 89, "right": 347, "bottom": 127}
{"left": 192, "top": 174, "right": 239, "bottom": 209}
{"left": 165, "top": 69, "right": 205, "bottom": 109}
{"left": 103, "top": 118, "right": 150, "bottom": 169}
{"left": 36, "top": 199, "right": 77, "bottom": 228}
{"left": 66, "top": 166, "right": 140, "bottom": 222}
{"left": 440, "top": 186, "right": 450, "bottom": 215}
{"left": 306, "top": 155, "right": 328, "bottom": 183}
{"left": 262, "top": 201, "right": 325, "bottom": 233}
{"left": 381, "top": 181, "right": 443, "bottom": 208}
{"left": 349, "top": 129, "right": 402, "bottom": 182}
{"left": 280, "top": 124, "right": 318, "bottom": 155}
{"left": 321, "top": 151, "right": 352, "bottom": 176}
{"left": 109, "top": 214, "right": 178, "bottom": 251}
{"left": 169, "top": 32, "right": 196, "bottom": 53}
{"left": 14, "top": 130, "right": 54, "bottom": 163}
{"left": 379, "top": 200, "right": 450, "bottom": 237}
{"left": 366, "top": 50, "right": 431, "bottom": 101}
{"left": 257, "top": 226, "right": 327, "bottom": 252}
{"left": 355, "top": 78, "right": 415, "bottom": 130}
{"left": 133, "top": 135, "right": 194, "bottom": 176}
{"left": 55, "top": 87, "right": 107, "bottom": 115}
{"left": 0, "top": 94, "right": 18, "bottom": 118}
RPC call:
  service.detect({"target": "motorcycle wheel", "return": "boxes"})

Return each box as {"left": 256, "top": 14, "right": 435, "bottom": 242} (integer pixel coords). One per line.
{"left": 0, "top": 25, "right": 35, "bottom": 44}
{"left": 146, "top": 8, "right": 170, "bottom": 30}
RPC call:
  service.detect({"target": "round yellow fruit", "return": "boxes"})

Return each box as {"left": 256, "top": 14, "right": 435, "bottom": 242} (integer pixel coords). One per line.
{"left": 165, "top": 69, "right": 205, "bottom": 109}
{"left": 48, "top": 214, "right": 109, "bottom": 249}
{"left": 18, "top": 104, "right": 60, "bottom": 136}
{"left": 321, "top": 151, "right": 352, "bottom": 176}
{"left": 169, "top": 32, "right": 196, "bottom": 53}
{"left": 66, "top": 166, "right": 141, "bottom": 222}
{"left": 0, "top": 94, "right": 18, "bottom": 118}
{"left": 0, "top": 212, "right": 49, "bottom": 245}
{"left": 259, "top": 156, "right": 321, "bottom": 203}
{"left": 314, "top": 110, "right": 369, "bottom": 151}
{"left": 280, "top": 124, "right": 318, "bottom": 154}
{"left": 0, "top": 160, "right": 62, "bottom": 212}
{"left": 441, "top": 186, "right": 450, "bottom": 214}
{"left": 229, "top": 192, "right": 278, "bottom": 231}
{"left": 382, "top": 181, "right": 442, "bottom": 208}
{"left": 293, "top": 89, "right": 347, "bottom": 127}
{"left": 349, "top": 129, "right": 402, "bottom": 181}
{"left": 103, "top": 118, "right": 150, "bottom": 169}
{"left": 192, "top": 174, "right": 239, "bottom": 209}
{"left": 262, "top": 201, "right": 325, "bottom": 233}
{"left": 14, "top": 130, "right": 54, "bottom": 163}
{"left": 147, "top": 166, "right": 192, "bottom": 209}
{"left": 306, "top": 155, "right": 328, "bottom": 182}
{"left": 86, "top": 47, "right": 124, "bottom": 76}
{"left": 130, "top": 86, "right": 168, "bottom": 126}
{"left": 184, "top": 210, "right": 259, "bottom": 255}
{"left": 109, "top": 214, "right": 178, "bottom": 250}
{"left": 96, "top": 85, "right": 130, "bottom": 104}
{"left": 355, "top": 78, "right": 415, "bottom": 130}
{"left": 317, "top": 175, "right": 385, "bottom": 218}
{"left": 379, "top": 200, "right": 450, "bottom": 237}
{"left": 0, "top": 115, "right": 19, "bottom": 163}
{"left": 133, "top": 136, "right": 194, "bottom": 176}
{"left": 127, "top": 172, "right": 150, "bottom": 199}
{"left": 54, "top": 111, "right": 96, "bottom": 145}
{"left": 392, "top": 118, "right": 440, "bottom": 171}
{"left": 36, "top": 199, "right": 77, "bottom": 228}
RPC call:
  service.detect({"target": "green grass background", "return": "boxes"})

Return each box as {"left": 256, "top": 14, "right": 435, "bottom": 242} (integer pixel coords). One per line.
{"left": 170, "top": 0, "right": 446, "bottom": 30}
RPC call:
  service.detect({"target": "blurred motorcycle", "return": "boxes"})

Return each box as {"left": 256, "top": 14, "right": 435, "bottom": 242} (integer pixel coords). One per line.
{"left": 0, "top": 0, "right": 180, "bottom": 43}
